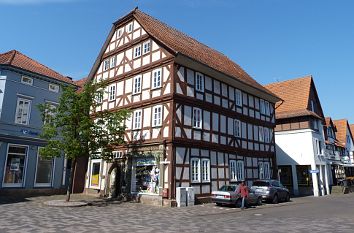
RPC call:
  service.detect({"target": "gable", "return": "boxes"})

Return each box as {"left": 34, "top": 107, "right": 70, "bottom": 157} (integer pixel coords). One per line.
{"left": 307, "top": 79, "right": 324, "bottom": 118}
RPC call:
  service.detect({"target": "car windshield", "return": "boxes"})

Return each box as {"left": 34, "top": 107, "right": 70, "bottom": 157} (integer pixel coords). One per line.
{"left": 252, "top": 181, "right": 270, "bottom": 187}
{"left": 219, "top": 185, "right": 237, "bottom": 192}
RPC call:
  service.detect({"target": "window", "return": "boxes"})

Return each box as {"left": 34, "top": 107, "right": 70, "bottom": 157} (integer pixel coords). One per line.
{"left": 265, "top": 101, "right": 270, "bottom": 116}
{"left": 109, "top": 84, "right": 116, "bottom": 101}
{"left": 15, "top": 98, "right": 31, "bottom": 125}
{"left": 260, "top": 99, "right": 265, "bottom": 114}
{"left": 21, "top": 76, "right": 33, "bottom": 86}
{"left": 111, "top": 56, "right": 117, "bottom": 68}
{"left": 103, "top": 59, "right": 110, "bottom": 71}
{"left": 192, "top": 107, "right": 202, "bottom": 129}
{"left": 44, "top": 103, "right": 57, "bottom": 124}
{"left": 259, "top": 126, "right": 264, "bottom": 142}
{"left": 49, "top": 84, "right": 59, "bottom": 93}
{"left": 191, "top": 158, "right": 200, "bottom": 182}
{"left": 152, "top": 105, "right": 162, "bottom": 127}
{"left": 128, "top": 22, "right": 133, "bottom": 32}
{"left": 195, "top": 72, "right": 204, "bottom": 92}
{"left": 35, "top": 148, "right": 53, "bottom": 187}
{"left": 264, "top": 128, "right": 270, "bottom": 143}
{"left": 143, "top": 41, "right": 151, "bottom": 54}
{"left": 234, "top": 120, "right": 241, "bottom": 137}
{"left": 201, "top": 159, "right": 210, "bottom": 182}
{"left": 96, "top": 89, "right": 103, "bottom": 104}
{"left": 235, "top": 89, "right": 242, "bottom": 107}
{"left": 230, "top": 160, "right": 244, "bottom": 181}
{"left": 259, "top": 162, "right": 270, "bottom": 179}
{"left": 133, "top": 75, "right": 142, "bottom": 94}
{"left": 313, "top": 120, "right": 318, "bottom": 130}
{"left": 315, "top": 139, "right": 322, "bottom": 155}
{"left": 133, "top": 110, "right": 142, "bottom": 130}
{"left": 152, "top": 68, "right": 162, "bottom": 89}
{"left": 113, "top": 151, "right": 123, "bottom": 159}
{"left": 117, "top": 29, "right": 122, "bottom": 38}
{"left": 311, "top": 100, "right": 315, "bottom": 112}
{"left": 190, "top": 158, "right": 210, "bottom": 183}
{"left": 3, "top": 145, "right": 28, "bottom": 187}
{"left": 90, "top": 159, "right": 101, "bottom": 188}
{"left": 134, "top": 45, "right": 141, "bottom": 58}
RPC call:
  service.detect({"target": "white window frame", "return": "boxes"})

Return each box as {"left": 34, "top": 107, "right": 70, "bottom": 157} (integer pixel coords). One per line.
{"left": 133, "top": 45, "right": 142, "bottom": 58}
{"left": 21, "top": 76, "right": 33, "bottom": 86}
{"left": 192, "top": 107, "right": 202, "bottom": 129}
{"left": 236, "top": 160, "right": 245, "bottom": 181}
{"left": 152, "top": 105, "right": 163, "bottom": 127}
{"left": 89, "top": 159, "right": 102, "bottom": 189}
{"left": 96, "top": 89, "right": 103, "bottom": 104}
{"left": 113, "top": 151, "right": 123, "bottom": 159}
{"left": 133, "top": 109, "right": 142, "bottom": 130}
{"left": 133, "top": 75, "right": 142, "bottom": 94}
{"left": 49, "top": 84, "right": 59, "bottom": 93}
{"left": 234, "top": 119, "right": 241, "bottom": 137}
{"left": 143, "top": 41, "right": 151, "bottom": 54}
{"left": 128, "top": 22, "right": 133, "bottom": 32}
{"left": 230, "top": 160, "right": 237, "bottom": 181}
{"left": 15, "top": 97, "right": 32, "bottom": 125}
{"left": 2, "top": 144, "right": 29, "bottom": 188}
{"left": 34, "top": 147, "right": 54, "bottom": 187}
{"left": 152, "top": 68, "right": 162, "bottom": 89}
{"left": 259, "top": 126, "right": 264, "bottom": 142}
{"left": 117, "top": 29, "right": 123, "bottom": 38}
{"left": 195, "top": 72, "right": 204, "bottom": 92}
{"left": 260, "top": 99, "right": 265, "bottom": 114}
{"left": 111, "top": 56, "right": 117, "bottom": 68}
{"left": 103, "top": 59, "right": 110, "bottom": 71}
{"left": 191, "top": 158, "right": 201, "bottom": 183}
{"left": 109, "top": 84, "right": 116, "bottom": 101}
{"left": 235, "top": 89, "right": 242, "bottom": 107}
{"left": 201, "top": 159, "right": 210, "bottom": 182}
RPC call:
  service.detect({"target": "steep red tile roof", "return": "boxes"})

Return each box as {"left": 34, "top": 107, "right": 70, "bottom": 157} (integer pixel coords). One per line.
{"left": 265, "top": 76, "right": 322, "bottom": 119}
{"left": 333, "top": 119, "right": 350, "bottom": 147}
{"left": 126, "top": 9, "right": 277, "bottom": 98}
{"left": 75, "top": 77, "right": 88, "bottom": 88}
{"left": 0, "top": 50, "right": 73, "bottom": 84}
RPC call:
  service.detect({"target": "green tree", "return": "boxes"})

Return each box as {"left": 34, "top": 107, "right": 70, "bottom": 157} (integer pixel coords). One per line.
{"left": 38, "top": 81, "right": 129, "bottom": 202}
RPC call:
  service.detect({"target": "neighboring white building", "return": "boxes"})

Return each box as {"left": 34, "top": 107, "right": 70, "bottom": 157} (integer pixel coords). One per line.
{"left": 265, "top": 76, "right": 330, "bottom": 197}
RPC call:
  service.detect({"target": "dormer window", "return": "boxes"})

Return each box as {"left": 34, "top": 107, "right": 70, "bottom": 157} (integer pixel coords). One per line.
{"left": 49, "top": 84, "right": 59, "bottom": 93}
{"left": 21, "top": 76, "right": 33, "bottom": 86}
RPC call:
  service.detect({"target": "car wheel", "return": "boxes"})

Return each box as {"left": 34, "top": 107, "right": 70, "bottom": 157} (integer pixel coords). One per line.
{"left": 272, "top": 194, "right": 279, "bottom": 204}
{"left": 257, "top": 197, "right": 262, "bottom": 206}
{"left": 285, "top": 193, "right": 290, "bottom": 202}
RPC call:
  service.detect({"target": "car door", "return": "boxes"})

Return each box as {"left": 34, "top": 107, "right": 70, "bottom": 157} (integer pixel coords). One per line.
{"left": 272, "top": 180, "right": 284, "bottom": 199}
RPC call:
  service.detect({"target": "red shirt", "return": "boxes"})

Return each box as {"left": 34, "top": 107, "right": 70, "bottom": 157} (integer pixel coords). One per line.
{"left": 239, "top": 184, "right": 249, "bottom": 198}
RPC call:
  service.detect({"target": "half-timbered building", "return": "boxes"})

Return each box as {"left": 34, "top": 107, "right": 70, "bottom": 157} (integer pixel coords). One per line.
{"left": 84, "top": 8, "right": 280, "bottom": 205}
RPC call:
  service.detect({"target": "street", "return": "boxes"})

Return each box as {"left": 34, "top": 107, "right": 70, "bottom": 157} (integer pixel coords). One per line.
{"left": 1, "top": 193, "right": 354, "bottom": 232}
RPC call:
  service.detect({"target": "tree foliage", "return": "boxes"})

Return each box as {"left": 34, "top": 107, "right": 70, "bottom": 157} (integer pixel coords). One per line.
{"left": 38, "top": 80, "right": 129, "bottom": 200}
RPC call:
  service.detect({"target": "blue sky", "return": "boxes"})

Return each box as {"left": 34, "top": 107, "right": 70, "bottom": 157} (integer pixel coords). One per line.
{"left": 1, "top": 0, "right": 354, "bottom": 122}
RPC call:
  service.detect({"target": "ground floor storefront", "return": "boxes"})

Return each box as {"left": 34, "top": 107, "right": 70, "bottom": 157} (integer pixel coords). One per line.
{"left": 0, "top": 137, "right": 67, "bottom": 194}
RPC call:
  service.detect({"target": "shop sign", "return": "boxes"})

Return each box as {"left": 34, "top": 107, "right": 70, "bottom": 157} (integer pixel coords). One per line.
{"left": 21, "top": 129, "right": 39, "bottom": 136}
{"left": 136, "top": 158, "right": 156, "bottom": 166}
{"left": 309, "top": 169, "right": 319, "bottom": 174}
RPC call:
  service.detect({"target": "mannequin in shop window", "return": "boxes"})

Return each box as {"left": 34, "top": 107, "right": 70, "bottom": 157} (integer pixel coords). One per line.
{"left": 149, "top": 166, "right": 160, "bottom": 193}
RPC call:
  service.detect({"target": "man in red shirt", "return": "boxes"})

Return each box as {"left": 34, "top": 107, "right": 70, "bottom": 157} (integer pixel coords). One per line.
{"left": 238, "top": 181, "right": 249, "bottom": 210}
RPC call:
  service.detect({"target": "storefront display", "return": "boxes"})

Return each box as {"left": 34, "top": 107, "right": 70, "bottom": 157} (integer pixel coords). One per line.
{"left": 133, "top": 157, "right": 160, "bottom": 194}
{"left": 3, "top": 145, "right": 27, "bottom": 187}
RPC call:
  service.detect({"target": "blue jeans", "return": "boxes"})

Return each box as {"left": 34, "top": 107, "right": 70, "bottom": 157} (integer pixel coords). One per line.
{"left": 241, "top": 197, "right": 246, "bottom": 209}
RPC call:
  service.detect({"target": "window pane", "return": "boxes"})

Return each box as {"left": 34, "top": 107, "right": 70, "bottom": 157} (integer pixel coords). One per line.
{"left": 91, "top": 162, "right": 101, "bottom": 187}
{"left": 3, "top": 146, "right": 27, "bottom": 184}
{"left": 36, "top": 157, "right": 53, "bottom": 184}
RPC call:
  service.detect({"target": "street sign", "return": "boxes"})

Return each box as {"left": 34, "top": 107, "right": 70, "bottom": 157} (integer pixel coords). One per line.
{"left": 309, "top": 169, "right": 319, "bottom": 174}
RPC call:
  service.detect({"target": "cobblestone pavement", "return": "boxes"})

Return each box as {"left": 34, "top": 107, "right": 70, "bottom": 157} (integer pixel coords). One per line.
{"left": 1, "top": 193, "right": 354, "bottom": 232}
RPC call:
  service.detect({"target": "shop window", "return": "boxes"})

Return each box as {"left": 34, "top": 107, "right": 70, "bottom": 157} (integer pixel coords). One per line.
{"left": 234, "top": 120, "right": 241, "bottom": 137}
{"left": 134, "top": 157, "right": 159, "bottom": 193}
{"left": 195, "top": 72, "right": 204, "bottom": 92}
{"left": 15, "top": 97, "right": 31, "bottom": 125}
{"left": 90, "top": 160, "right": 101, "bottom": 188}
{"left": 235, "top": 89, "right": 242, "bottom": 107}
{"left": 3, "top": 145, "right": 28, "bottom": 187}
{"left": 35, "top": 148, "right": 54, "bottom": 187}
{"left": 296, "top": 165, "right": 312, "bottom": 186}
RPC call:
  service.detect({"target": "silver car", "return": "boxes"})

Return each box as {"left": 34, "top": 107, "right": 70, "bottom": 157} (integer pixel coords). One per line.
{"left": 251, "top": 179, "right": 290, "bottom": 204}
{"left": 211, "top": 185, "right": 262, "bottom": 207}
